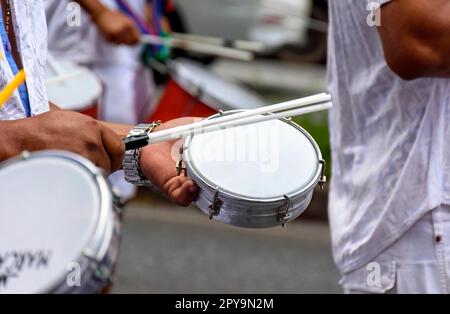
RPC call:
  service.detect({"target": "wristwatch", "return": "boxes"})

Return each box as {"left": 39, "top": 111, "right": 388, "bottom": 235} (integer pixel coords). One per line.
{"left": 123, "top": 122, "right": 161, "bottom": 186}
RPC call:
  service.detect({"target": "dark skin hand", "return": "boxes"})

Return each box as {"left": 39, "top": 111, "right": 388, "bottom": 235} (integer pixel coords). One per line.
{"left": 0, "top": 110, "right": 125, "bottom": 173}
{"left": 101, "top": 117, "right": 199, "bottom": 207}
{"left": 377, "top": 0, "right": 450, "bottom": 80}
{"left": 12, "top": 104, "right": 198, "bottom": 206}
{"left": 74, "top": 0, "right": 141, "bottom": 45}
{"left": 0, "top": 112, "right": 198, "bottom": 206}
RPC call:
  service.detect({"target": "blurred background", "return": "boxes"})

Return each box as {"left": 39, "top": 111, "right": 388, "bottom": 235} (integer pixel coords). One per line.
{"left": 105, "top": 0, "right": 339, "bottom": 294}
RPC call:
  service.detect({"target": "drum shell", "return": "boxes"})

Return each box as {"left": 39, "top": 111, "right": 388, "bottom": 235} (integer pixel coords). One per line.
{"left": 182, "top": 111, "right": 324, "bottom": 229}
{"left": 0, "top": 151, "right": 121, "bottom": 294}
{"left": 189, "top": 167, "right": 318, "bottom": 228}
{"left": 149, "top": 79, "right": 217, "bottom": 122}
{"left": 52, "top": 209, "right": 121, "bottom": 294}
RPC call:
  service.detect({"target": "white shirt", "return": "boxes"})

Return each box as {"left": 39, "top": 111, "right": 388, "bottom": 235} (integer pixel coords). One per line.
{"left": 328, "top": 0, "right": 450, "bottom": 274}
{"left": 0, "top": 0, "right": 49, "bottom": 120}
{"left": 44, "top": 0, "right": 149, "bottom": 68}
{"left": 44, "top": 0, "right": 156, "bottom": 124}
{"left": 44, "top": 0, "right": 97, "bottom": 65}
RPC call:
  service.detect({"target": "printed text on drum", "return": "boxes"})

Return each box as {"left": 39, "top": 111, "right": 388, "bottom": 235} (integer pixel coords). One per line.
{"left": 0, "top": 250, "right": 51, "bottom": 290}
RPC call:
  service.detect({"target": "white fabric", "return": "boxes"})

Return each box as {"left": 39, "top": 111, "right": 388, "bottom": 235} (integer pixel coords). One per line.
{"left": 44, "top": 0, "right": 156, "bottom": 124}
{"left": 0, "top": 0, "right": 49, "bottom": 120}
{"left": 44, "top": 0, "right": 97, "bottom": 65}
{"left": 341, "top": 206, "right": 450, "bottom": 294}
{"left": 327, "top": 0, "right": 450, "bottom": 275}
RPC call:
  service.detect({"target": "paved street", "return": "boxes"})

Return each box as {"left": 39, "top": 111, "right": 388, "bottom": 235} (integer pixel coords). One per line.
{"left": 112, "top": 193, "right": 340, "bottom": 294}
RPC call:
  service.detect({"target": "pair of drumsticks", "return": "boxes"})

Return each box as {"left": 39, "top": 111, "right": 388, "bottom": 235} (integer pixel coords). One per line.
{"left": 125, "top": 93, "right": 333, "bottom": 150}
{"left": 0, "top": 53, "right": 27, "bottom": 109}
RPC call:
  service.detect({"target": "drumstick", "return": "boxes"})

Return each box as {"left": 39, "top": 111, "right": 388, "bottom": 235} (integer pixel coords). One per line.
{"left": 147, "top": 101, "right": 332, "bottom": 145}
{"left": 148, "top": 93, "right": 330, "bottom": 142}
{"left": 0, "top": 70, "right": 26, "bottom": 108}
{"left": 45, "top": 71, "right": 82, "bottom": 85}
{"left": 140, "top": 34, "right": 254, "bottom": 61}
{"left": 46, "top": 54, "right": 66, "bottom": 77}
{"left": 124, "top": 93, "right": 331, "bottom": 150}
{"left": 171, "top": 32, "right": 266, "bottom": 53}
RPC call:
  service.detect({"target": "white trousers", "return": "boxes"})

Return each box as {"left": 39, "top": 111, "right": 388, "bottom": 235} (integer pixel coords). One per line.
{"left": 341, "top": 205, "right": 450, "bottom": 294}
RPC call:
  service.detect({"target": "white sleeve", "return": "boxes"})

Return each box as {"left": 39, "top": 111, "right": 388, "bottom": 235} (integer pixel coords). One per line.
{"left": 369, "top": 0, "right": 392, "bottom": 6}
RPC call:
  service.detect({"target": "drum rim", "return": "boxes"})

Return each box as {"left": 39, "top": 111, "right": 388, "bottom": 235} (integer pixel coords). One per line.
{"left": 183, "top": 111, "right": 323, "bottom": 203}
{"left": 45, "top": 58, "right": 103, "bottom": 112}
{"left": 168, "top": 58, "right": 266, "bottom": 111}
{"left": 0, "top": 150, "right": 114, "bottom": 293}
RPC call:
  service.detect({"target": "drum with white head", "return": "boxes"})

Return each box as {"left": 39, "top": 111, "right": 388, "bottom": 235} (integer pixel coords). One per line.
{"left": 45, "top": 54, "right": 102, "bottom": 118}
{"left": 181, "top": 111, "right": 326, "bottom": 228}
{"left": 0, "top": 151, "right": 120, "bottom": 294}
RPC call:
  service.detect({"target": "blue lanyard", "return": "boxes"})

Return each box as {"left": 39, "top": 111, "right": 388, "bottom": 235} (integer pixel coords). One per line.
{"left": 0, "top": 6, "right": 30, "bottom": 117}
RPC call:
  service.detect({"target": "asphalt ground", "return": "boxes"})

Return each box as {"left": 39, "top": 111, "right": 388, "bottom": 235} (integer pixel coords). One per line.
{"left": 112, "top": 192, "right": 341, "bottom": 294}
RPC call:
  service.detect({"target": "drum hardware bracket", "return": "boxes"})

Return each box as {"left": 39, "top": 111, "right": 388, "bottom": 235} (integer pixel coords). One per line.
{"left": 277, "top": 195, "right": 292, "bottom": 227}
{"left": 209, "top": 188, "right": 223, "bottom": 220}
{"left": 319, "top": 159, "right": 327, "bottom": 189}
{"left": 218, "top": 110, "right": 225, "bottom": 116}
{"left": 20, "top": 151, "right": 31, "bottom": 160}
{"left": 176, "top": 160, "right": 187, "bottom": 176}
{"left": 176, "top": 147, "right": 187, "bottom": 176}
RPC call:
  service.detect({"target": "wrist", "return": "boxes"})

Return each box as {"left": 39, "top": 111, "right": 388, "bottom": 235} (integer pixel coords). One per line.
{"left": 90, "top": 4, "right": 110, "bottom": 24}
{"left": 123, "top": 122, "right": 161, "bottom": 186}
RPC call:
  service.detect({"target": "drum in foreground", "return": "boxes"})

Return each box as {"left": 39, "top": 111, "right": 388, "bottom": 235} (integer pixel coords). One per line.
{"left": 0, "top": 151, "right": 120, "bottom": 294}
{"left": 180, "top": 111, "right": 326, "bottom": 228}
{"left": 148, "top": 58, "right": 267, "bottom": 122}
{"left": 45, "top": 55, "right": 102, "bottom": 118}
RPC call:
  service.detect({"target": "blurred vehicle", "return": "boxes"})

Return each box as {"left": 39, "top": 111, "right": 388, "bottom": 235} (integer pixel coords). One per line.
{"left": 173, "top": 0, "right": 328, "bottom": 63}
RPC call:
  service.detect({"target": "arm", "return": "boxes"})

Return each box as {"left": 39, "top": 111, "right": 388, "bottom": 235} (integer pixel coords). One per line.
{"left": 0, "top": 120, "right": 22, "bottom": 162}
{"left": 377, "top": 0, "right": 450, "bottom": 80}
{"left": 73, "top": 0, "right": 140, "bottom": 45}
{"left": 42, "top": 103, "right": 196, "bottom": 205}
{"left": 0, "top": 111, "right": 123, "bottom": 171}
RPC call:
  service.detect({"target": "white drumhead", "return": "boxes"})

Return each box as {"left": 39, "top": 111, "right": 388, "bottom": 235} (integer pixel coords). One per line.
{"left": 171, "top": 59, "right": 267, "bottom": 111}
{"left": 186, "top": 118, "right": 320, "bottom": 199}
{"left": 45, "top": 57, "right": 102, "bottom": 111}
{"left": 0, "top": 154, "right": 102, "bottom": 293}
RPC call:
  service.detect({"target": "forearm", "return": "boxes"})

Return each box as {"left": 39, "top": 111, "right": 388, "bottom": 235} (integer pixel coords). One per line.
{"left": 0, "top": 120, "right": 27, "bottom": 162}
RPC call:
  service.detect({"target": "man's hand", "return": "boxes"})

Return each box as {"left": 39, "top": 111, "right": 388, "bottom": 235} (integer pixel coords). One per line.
{"left": 139, "top": 118, "right": 200, "bottom": 207}
{"left": 93, "top": 8, "right": 141, "bottom": 45}
{"left": 18, "top": 110, "right": 124, "bottom": 173}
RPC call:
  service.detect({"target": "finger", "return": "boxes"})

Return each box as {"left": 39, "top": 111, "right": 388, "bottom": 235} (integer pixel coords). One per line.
{"left": 129, "top": 26, "right": 141, "bottom": 45}
{"left": 101, "top": 125, "right": 125, "bottom": 172}
{"left": 166, "top": 178, "right": 198, "bottom": 207}
{"left": 122, "top": 27, "right": 140, "bottom": 45}
{"left": 94, "top": 146, "right": 112, "bottom": 174}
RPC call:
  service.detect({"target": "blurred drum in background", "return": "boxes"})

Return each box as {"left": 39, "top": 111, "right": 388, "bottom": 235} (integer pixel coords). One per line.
{"left": 179, "top": 111, "right": 326, "bottom": 228}
{"left": 0, "top": 151, "right": 121, "bottom": 294}
{"left": 148, "top": 59, "right": 267, "bottom": 122}
{"left": 45, "top": 54, "right": 102, "bottom": 118}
